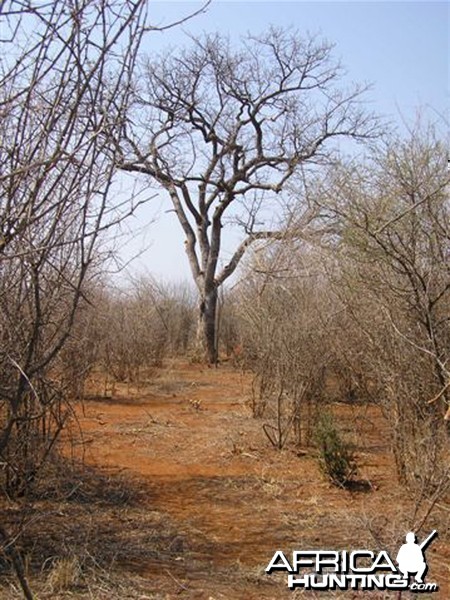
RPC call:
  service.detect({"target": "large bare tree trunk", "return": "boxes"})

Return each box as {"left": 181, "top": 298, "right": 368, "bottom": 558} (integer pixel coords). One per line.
{"left": 197, "top": 287, "right": 218, "bottom": 364}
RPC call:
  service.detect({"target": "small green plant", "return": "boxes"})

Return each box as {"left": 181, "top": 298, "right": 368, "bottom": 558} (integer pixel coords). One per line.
{"left": 314, "top": 412, "right": 357, "bottom": 487}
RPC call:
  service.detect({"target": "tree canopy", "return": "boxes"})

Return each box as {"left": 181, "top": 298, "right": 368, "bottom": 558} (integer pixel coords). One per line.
{"left": 118, "top": 27, "right": 379, "bottom": 362}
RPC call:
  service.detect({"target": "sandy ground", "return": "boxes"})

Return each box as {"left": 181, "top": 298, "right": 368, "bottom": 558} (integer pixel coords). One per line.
{"left": 1, "top": 360, "right": 448, "bottom": 598}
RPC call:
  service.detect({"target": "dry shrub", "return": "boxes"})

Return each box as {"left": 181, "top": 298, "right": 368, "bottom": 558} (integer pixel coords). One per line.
{"left": 233, "top": 123, "right": 449, "bottom": 498}
{"left": 46, "top": 556, "right": 82, "bottom": 593}
{"left": 236, "top": 244, "right": 333, "bottom": 448}
{"left": 95, "top": 278, "right": 196, "bottom": 383}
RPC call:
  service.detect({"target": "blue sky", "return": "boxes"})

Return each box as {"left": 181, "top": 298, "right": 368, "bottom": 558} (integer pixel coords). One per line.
{"left": 114, "top": 1, "right": 448, "bottom": 285}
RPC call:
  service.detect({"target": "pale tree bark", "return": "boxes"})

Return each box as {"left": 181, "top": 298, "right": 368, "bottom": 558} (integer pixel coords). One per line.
{"left": 118, "top": 27, "right": 379, "bottom": 363}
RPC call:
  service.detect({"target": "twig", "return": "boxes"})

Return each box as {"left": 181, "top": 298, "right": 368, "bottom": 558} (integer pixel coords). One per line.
{"left": 164, "top": 568, "right": 190, "bottom": 592}
{"left": 428, "top": 380, "right": 450, "bottom": 404}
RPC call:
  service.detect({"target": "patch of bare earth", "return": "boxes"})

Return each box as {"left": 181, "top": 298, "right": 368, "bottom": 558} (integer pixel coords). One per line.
{"left": 1, "top": 360, "right": 449, "bottom": 598}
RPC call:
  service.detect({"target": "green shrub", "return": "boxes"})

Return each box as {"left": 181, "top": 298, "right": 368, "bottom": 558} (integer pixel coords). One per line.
{"left": 314, "top": 412, "right": 357, "bottom": 487}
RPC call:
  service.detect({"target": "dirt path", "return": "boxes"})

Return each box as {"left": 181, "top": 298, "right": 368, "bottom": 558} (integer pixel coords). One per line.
{"left": 76, "top": 362, "right": 449, "bottom": 599}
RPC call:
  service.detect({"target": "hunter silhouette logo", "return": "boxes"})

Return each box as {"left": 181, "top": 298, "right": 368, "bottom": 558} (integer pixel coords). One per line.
{"left": 266, "top": 530, "right": 439, "bottom": 593}
{"left": 396, "top": 530, "right": 437, "bottom": 584}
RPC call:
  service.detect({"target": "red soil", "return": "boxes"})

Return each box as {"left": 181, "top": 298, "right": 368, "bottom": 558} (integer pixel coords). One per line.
{"left": 75, "top": 361, "right": 449, "bottom": 599}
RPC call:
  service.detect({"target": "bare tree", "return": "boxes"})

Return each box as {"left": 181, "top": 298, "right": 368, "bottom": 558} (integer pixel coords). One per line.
{"left": 313, "top": 121, "right": 450, "bottom": 485}
{"left": 117, "top": 27, "right": 379, "bottom": 363}
{"left": 323, "top": 124, "right": 449, "bottom": 414}
{"left": 0, "top": 0, "right": 151, "bottom": 494}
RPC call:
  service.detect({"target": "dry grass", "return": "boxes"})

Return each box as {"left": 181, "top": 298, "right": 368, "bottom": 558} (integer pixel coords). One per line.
{"left": 46, "top": 556, "right": 83, "bottom": 593}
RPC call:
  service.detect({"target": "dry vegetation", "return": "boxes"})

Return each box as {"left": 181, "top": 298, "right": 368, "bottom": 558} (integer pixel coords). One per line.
{"left": 1, "top": 2, "right": 449, "bottom": 598}
{"left": 0, "top": 362, "right": 449, "bottom": 599}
